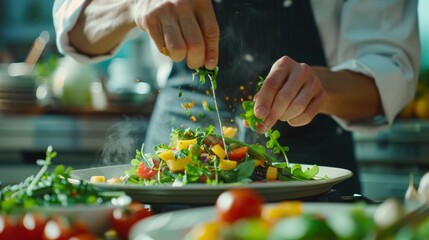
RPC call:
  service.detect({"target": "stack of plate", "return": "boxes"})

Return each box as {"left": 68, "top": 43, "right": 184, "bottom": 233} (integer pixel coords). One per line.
{"left": 0, "top": 69, "right": 39, "bottom": 113}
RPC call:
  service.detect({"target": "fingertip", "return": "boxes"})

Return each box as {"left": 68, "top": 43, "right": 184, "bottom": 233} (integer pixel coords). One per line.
{"left": 256, "top": 122, "right": 268, "bottom": 134}
{"left": 242, "top": 119, "right": 250, "bottom": 128}
{"left": 205, "top": 59, "right": 217, "bottom": 70}
{"left": 254, "top": 105, "right": 269, "bottom": 119}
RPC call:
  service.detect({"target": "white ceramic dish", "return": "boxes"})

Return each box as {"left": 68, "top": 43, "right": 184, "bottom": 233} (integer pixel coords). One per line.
{"left": 129, "top": 202, "right": 377, "bottom": 240}
{"left": 36, "top": 194, "right": 131, "bottom": 234}
{"left": 71, "top": 164, "right": 352, "bottom": 204}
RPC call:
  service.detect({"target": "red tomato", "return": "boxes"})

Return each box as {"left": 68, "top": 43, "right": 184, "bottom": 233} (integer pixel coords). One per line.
{"left": 68, "top": 233, "right": 100, "bottom": 240}
{"left": 0, "top": 214, "right": 15, "bottom": 240}
{"left": 16, "top": 212, "right": 47, "bottom": 240}
{"left": 43, "top": 216, "right": 88, "bottom": 240}
{"left": 204, "top": 136, "right": 224, "bottom": 147}
{"left": 137, "top": 160, "right": 159, "bottom": 179}
{"left": 227, "top": 146, "right": 248, "bottom": 160}
{"left": 111, "top": 202, "right": 154, "bottom": 240}
{"left": 215, "top": 188, "right": 264, "bottom": 223}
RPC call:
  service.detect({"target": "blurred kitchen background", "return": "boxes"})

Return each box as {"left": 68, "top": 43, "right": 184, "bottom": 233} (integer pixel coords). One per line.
{"left": 0, "top": 0, "right": 429, "bottom": 201}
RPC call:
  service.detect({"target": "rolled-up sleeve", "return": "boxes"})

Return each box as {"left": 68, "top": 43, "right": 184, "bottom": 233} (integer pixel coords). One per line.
{"left": 330, "top": 0, "right": 420, "bottom": 132}
{"left": 52, "top": 0, "right": 120, "bottom": 63}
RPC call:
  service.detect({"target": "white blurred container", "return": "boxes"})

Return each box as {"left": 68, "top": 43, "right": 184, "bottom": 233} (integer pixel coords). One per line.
{"left": 51, "top": 56, "right": 103, "bottom": 108}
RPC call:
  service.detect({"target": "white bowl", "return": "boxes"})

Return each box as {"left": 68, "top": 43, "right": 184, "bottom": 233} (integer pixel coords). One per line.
{"left": 39, "top": 194, "right": 132, "bottom": 234}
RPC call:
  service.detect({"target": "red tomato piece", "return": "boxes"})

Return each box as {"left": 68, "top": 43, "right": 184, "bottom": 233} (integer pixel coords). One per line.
{"left": 137, "top": 160, "right": 159, "bottom": 179}
{"left": 111, "top": 202, "right": 154, "bottom": 240}
{"left": 0, "top": 214, "right": 15, "bottom": 240}
{"left": 16, "top": 212, "right": 47, "bottom": 240}
{"left": 215, "top": 188, "right": 264, "bottom": 223}
{"left": 204, "top": 136, "right": 224, "bottom": 147}
{"left": 68, "top": 233, "right": 100, "bottom": 240}
{"left": 43, "top": 216, "right": 88, "bottom": 240}
{"left": 227, "top": 146, "right": 248, "bottom": 160}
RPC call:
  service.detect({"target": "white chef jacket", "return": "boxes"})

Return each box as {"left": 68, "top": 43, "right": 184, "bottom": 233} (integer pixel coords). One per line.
{"left": 52, "top": 0, "right": 421, "bottom": 133}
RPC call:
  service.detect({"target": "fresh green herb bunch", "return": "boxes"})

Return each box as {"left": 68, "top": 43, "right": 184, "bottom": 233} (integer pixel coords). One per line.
{"left": 0, "top": 146, "right": 112, "bottom": 214}
{"left": 193, "top": 67, "right": 219, "bottom": 90}
{"left": 239, "top": 76, "right": 290, "bottom": 165}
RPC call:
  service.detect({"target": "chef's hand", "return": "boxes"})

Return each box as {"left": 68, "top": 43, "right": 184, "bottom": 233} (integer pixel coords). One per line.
{"left": 132, "top": 0, "right": 219, "bottom": 70}
{"left": 248, "top": 56, "right": 327, "bottom": 133}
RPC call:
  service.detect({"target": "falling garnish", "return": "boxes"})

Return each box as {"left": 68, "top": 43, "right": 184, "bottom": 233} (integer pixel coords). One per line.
{"left": 202, "top": 100, "right": 212, "bottom": 112}
{"left": 193, "top": 67, "right": 229, "bottom": 158}
{"left": 190, "top": 116, "right": 197, "bottom": 122}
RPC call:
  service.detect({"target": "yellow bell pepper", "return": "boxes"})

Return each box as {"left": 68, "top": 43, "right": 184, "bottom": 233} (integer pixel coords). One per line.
{"left": 158, "top": 150, "right": 175, "bottom": 161}
{"left": 186, "top": 221, "right": 225, "bottom": 240}
{"left": 266, "top": 166, "right": 278, "bottom": 181}
{"left": 177, "top": 138, "right": 197, "bottom": 150}
{"left": 222, "top": 127, "right": 238, "bottom": 138}
{"left": 90, "top": 175, "right": 105, "bottom": 183}
{"left": 255, "top": 159, "right": 265, "bottom": 167}
{"left": 166, "top": 155, "right": 194, "bottom": 172}
{"left": 262, "top": 201, "right": 303, "bottom": 222}
{"left": 218, "top": 159, "right": 237, "bottom": 171}
{"left": 211, "top": 144, "right": 226, "bottom": 159}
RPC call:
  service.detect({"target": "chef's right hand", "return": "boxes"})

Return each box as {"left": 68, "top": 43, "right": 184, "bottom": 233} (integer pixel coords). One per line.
{"left": 131, "top": 0, "right": 219, "bottom": 70}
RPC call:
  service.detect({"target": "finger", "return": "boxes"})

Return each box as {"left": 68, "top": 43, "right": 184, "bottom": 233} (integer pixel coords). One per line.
{"left": 253, "top": 56, "right": 294, "bottom": 120}
{"left": 288, "top": 90, "right": 327, "bottom": 127}
{"left": 194, "top": 1, "right": 219, "bottom": 70}
{"left": 178, "top": 13, "right": 205, "bottom": 68}
{"left": 138, "top": 13, "right": 167, "bottom": 55}
{"left": 278, "top": 65, "right": 319, "bottom": 121}
{"left": 159, "top": 12, "right": 187, "bottom": 62}
{"left": 242, "top": 119, "right": 250, "bottom": 128}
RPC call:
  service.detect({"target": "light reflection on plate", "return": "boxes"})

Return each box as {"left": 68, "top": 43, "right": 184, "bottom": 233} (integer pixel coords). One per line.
{"left": 70, "top": 164, "right": 352, "bottom": 204}
{"left": 129, "top": 203, "right": 377, "bottom": 240}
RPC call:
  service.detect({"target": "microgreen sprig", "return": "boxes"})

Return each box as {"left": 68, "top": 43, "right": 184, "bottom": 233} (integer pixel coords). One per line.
{"left": 26, "top": 145, "right": 57, "bottom": 195}
{"left": 265, "top": 129, "right": 289, "bottom": 165}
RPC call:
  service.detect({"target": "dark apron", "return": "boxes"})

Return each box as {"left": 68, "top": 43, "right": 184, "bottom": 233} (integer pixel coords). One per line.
{"left": 145, "top": 0, "right": 361, "bottom": 195}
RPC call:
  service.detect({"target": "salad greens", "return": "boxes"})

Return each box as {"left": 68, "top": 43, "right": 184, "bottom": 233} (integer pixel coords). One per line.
{"left": 122, "top": 125, "right": 319, "bottom": 186}
{"left": 0, "top": 146, "right": 118, "bottom": 214}
{"left": 120, "top": 68, "right": 320, "bottom": 186}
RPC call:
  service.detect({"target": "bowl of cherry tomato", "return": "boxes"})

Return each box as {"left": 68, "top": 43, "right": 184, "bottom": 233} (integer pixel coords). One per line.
{"left": 0, "top": 146, "right": 154, "bottom": 240}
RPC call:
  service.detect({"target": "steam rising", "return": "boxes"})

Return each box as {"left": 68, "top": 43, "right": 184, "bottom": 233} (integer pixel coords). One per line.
{"left": 95, "top": 117, "right": 148, "bottom": 166}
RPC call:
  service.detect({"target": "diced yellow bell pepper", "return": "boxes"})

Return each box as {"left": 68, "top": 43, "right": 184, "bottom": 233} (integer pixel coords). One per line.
{"left": 177, "top": 138, "right": 197, "bottom": 150}
{"left": 218, "top": 159, "right": 237, "bottom": 171}
{"left": 211, "top": 144, "right": 226, "bottom": 159}
{"left": 266, "top": 166, "right": 278, "bottom": 181}
{"left": 222, "top": 127, "right": 238, "bottom": 138}
{"left": 262, "top": 201, "right": 303, "bottom": 222}
{"left": 158, "top": 150, "right": 175, "bottom": 161}
{"left": 166, "top": 155, "right": 194, "bottom": 172}
{"left": 186, "top": 221, "right": 225, "bottom": 240}
{"left": 255, "top": 159, "right": 265, "bottom": 167}
{"left": 90, "top": 175, "right": 105, "bottom": 183}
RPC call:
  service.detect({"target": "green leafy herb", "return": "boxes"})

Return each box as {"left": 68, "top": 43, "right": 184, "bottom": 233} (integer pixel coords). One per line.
{"left": 265, "top": 129, "right": 289, "bottom": 165}
{"left": 0, "top": 146, "right": 117, "bottom": 214}
{"left": 240, "top": 101, "right": 264, "bottom": 131}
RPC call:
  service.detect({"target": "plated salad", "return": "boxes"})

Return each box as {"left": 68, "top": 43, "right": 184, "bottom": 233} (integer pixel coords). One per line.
{"left": 105, "top": 125, "right": 320, "bottom": 186}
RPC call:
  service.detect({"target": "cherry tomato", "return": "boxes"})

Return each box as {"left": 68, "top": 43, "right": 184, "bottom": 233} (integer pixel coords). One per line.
{"left": 216, "top": 188, "right": 264, "bottom": 223}
{"left": 68, "top": 233, "right": 100, "bottom": 240}
{"left": 227, "top": 147, "right": 248, "bottom": 161}
{"left": 43, "top": 216, "right": 89, "bottom": 240}
{"left": 204, "top": 136, "right": 224, "bottom": 147}
{"left": 137, "top": 160, "right": 159, "bottom": 179}
{"left": 111, "top": 202, "right": 154, "bottom": 240}
{"left": 0, "top": 214, "right": 15, "bottom": 240}
{"left": 16, "top": 212, "right": 47, "bottom": 240}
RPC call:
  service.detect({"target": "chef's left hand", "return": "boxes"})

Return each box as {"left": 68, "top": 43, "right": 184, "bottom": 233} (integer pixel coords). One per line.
{"left": 250, "top": 56, "right": 327, "bottom": 133}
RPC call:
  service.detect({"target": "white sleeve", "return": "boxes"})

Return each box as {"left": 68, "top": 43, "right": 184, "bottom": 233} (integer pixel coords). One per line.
{"left": 52, "top": 0, "right": 121, "bottom": 63}
{"left": 330, "top": 0, "right": 420, "bottom": 132}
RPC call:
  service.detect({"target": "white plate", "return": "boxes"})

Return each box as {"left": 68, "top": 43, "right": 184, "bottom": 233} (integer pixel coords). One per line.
{"left": 129, "top": 203, "right": 376, "bottom": 240}
{"left": 70, "top": 164, "right": 352, "bottom": 204}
